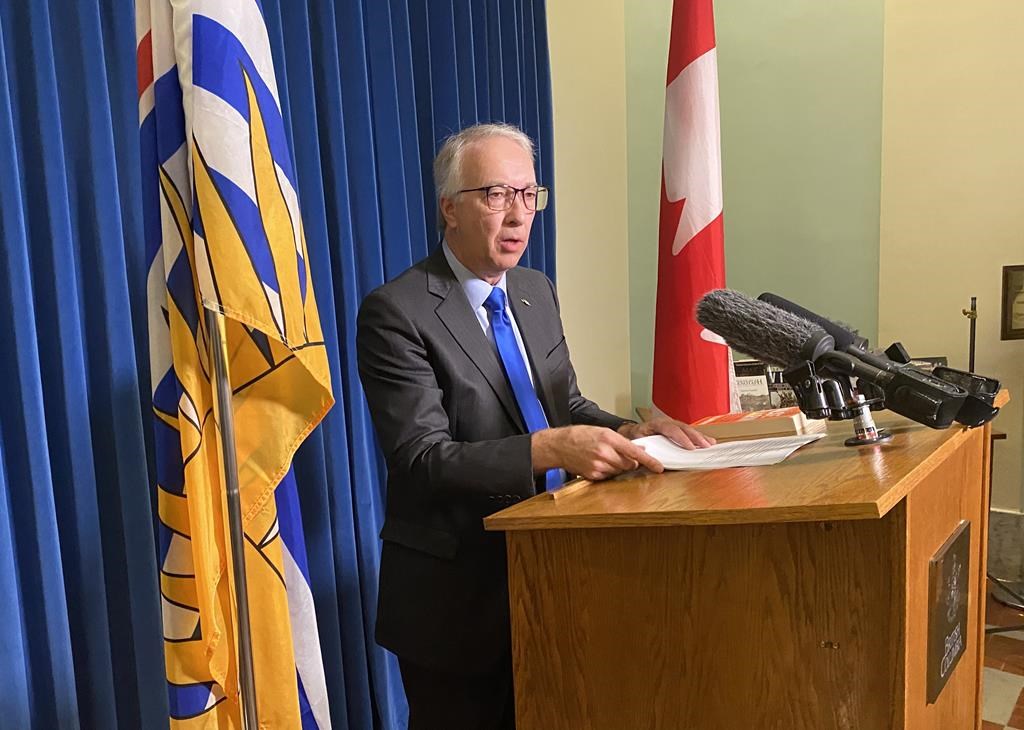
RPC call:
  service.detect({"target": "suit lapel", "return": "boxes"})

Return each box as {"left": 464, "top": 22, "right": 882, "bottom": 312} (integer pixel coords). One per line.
{"left": 427, "top": 250, "right": 526, "bottom": 432}
{"left": 507, "top": 269, "right": 563, "bottom": 427}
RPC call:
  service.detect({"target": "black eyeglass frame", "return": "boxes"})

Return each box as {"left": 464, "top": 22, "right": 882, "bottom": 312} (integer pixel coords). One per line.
{"left": 456, "top": 184, "right": 550, "bottom": 212}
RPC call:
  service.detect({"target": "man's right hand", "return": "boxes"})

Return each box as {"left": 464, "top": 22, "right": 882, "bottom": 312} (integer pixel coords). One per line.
{"left": 531, "top": 425, "right": 665, "bottom": 481}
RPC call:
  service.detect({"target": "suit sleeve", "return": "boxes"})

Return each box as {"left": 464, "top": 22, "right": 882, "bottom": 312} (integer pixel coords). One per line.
{"left": 357, "top": 287, "right": 537, "bottom": 500}
{"left": 544, "top": 276, "right": 633, "bottom": 432}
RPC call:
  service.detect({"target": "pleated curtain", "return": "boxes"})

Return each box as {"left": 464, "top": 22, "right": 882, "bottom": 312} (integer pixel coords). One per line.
{"left": 0, "top": 1, "right": 554, "bottom": 727}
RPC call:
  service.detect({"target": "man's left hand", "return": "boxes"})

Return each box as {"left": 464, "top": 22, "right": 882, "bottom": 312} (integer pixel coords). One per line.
{"left": 618, "top": 417, "right": 716, "bottom": 450}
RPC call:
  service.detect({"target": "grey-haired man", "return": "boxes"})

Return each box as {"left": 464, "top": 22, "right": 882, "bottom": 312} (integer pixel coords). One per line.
{"left": 357, "top": 123, "right": 712, "bottom": 729}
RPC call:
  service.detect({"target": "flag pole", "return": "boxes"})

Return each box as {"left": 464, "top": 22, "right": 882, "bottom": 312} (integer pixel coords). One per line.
{"left": 205, "top": 306, "right": 259, "bottom": 730}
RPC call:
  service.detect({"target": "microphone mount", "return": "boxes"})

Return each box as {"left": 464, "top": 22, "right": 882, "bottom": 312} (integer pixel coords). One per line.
{"left": 694, "top": 288, "right": 1001, "bottom": 441}
{"left": 781, "top": 340, "right": 1001, "bottom": 446}
{"left": 781, "top": 360, "right": 893, "bottom": 445}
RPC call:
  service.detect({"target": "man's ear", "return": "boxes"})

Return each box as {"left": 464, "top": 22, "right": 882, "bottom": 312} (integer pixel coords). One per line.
{"left": 439, "top": 196, "right": 458, "bottom": 231}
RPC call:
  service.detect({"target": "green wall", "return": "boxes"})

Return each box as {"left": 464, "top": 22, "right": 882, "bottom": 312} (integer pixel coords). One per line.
{"left": 626, "top": 0, "right": 885, "bottom": 411}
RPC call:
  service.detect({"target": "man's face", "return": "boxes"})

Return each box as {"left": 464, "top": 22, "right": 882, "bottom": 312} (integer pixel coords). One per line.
{"left": 441, "top": 136, "right": 537, "bottom": 283}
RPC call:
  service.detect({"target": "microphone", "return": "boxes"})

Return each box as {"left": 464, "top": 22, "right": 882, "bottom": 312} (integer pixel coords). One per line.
{"left": 757, "top": 292, "right": 867, "bottom": 352}
{"left": 756, "top": 292, "right": 968, "bottom": 389}
{"left": 695, "top": 289, "right": 834, "bottom": 367}
{"left": 756, "top": 291, "right": 899, "bottom": 372}
{"left": 696, "top": 287, "right": 890, "bottom": 388}
{"left": 696, "top": 288, "right": 984, "bottom": 429}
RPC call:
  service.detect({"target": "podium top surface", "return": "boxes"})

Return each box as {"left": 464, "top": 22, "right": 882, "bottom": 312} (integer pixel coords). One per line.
{"left": 484, "top": 407, "right": 1000, "bottom": 532}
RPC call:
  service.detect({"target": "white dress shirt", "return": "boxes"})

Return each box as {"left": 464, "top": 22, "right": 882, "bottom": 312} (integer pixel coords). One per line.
{"left": 442, "top": 242, "right": 538, "bottom": 387}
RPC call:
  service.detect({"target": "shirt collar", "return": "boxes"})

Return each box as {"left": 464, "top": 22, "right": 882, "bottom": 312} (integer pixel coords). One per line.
{"left": 442, "top": 241, "right": 507, "bottom": 310}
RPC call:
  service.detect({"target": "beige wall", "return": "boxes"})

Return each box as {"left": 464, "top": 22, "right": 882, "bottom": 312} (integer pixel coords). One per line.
{"left": 548, "top": 0, "right": 1023, "bottom": 510}
{"left": 546, "top": 1, "right": 633, "bottom": 417}
{"left": 624, "top": 0, "right": 669, "bottom": 412}
{"left": 879, "top": 0, "right": 1024, "bottom": 510}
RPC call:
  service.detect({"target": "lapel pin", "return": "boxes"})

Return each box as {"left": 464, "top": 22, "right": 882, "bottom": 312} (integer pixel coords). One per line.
{"left": 520, "top": 298, "right": 531, "bottom": 307}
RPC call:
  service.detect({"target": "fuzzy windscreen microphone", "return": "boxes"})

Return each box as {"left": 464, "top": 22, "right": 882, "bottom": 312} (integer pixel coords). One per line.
{"left": 757, "top": 292, "right": 865, "bottom": 352}
{"left": 695, "top": 288, "right": 830, "bottom": 367}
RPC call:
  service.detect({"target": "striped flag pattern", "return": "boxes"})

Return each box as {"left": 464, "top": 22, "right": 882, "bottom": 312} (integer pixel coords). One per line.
{"left": 136, "top": 1, "right": 334, "bottom": 727}
{"left": 652, "top": 0, "right": 731, "bottom": 422}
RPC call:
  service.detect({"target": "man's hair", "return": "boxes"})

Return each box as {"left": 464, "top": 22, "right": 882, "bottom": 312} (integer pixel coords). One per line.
{"left": 433, "top": 123, "right": 536, "bottom": 232}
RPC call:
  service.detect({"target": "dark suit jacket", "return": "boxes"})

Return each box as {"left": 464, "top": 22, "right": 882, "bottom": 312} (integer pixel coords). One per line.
{"left": 356, "top": 248, "right": 628, "bottom": 673}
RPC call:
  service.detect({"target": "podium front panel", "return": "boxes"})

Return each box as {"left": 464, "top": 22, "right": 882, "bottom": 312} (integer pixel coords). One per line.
{"left": 504, "top": 426, "right": 989, "bottom": 729}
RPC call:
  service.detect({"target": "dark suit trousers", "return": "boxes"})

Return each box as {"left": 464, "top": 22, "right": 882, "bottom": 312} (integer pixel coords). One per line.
{"left": 399, "top": 654, "right": 516, "bottom": 730}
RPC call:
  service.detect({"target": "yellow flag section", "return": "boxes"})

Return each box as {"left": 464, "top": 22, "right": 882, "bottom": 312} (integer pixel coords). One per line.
{"left": 155, "top": 66, "right": 333, "bottom": 729}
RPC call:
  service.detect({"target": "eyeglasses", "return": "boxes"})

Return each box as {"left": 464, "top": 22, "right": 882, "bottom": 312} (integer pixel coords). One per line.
{"left": 457, "top": 184, "right": 550, "bottom": 212}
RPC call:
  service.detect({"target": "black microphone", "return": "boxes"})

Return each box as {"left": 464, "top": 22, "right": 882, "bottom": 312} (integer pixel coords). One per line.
{"left": 757, "top": 292, "right": 867, "bottom": 351}
{"left": 757, "top": 291, "right": 900, "bottom": 372}
{"left": 695, "top": 289, "right": 891, "bottom": 387}
{"left": 696, "top": 288, "right": 978, "bottom": 429}
{"left": 695, "top": 289, "right": 834, "bottom": 367}
{"left": 756, "top": 292, "right": 971, "bottom": 393}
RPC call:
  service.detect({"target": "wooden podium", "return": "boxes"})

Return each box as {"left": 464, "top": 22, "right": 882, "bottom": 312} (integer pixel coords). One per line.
{"left": 484, "top": 404, "right": 1006, "bottom": 729}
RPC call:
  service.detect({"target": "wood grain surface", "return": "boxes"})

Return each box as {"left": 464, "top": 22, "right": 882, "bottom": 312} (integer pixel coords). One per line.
{"left": 498, "top": 405, "right": 999, "bottom": 728}
{"left": 507, "top": 515, "right": 904, "bottom": 728}
{"left": 487, "top": 402, "right": 1006, "bottom": 531}
{"left": 901, "top": 427, "right": 986, "bottom": 728}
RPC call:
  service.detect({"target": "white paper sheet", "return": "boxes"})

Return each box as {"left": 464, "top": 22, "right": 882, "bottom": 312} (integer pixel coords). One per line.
{"left": 632, "top": 433, "right": 825, "bottom": 471}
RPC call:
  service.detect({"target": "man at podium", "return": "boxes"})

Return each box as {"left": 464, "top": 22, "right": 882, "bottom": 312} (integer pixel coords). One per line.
{"left": 356, "top": 123, "right": 712, "bottom": 729}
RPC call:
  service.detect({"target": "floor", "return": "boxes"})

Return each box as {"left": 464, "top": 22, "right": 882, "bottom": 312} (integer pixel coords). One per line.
{"left": 983, "top": 586, "right": 1024, "bottom": 728}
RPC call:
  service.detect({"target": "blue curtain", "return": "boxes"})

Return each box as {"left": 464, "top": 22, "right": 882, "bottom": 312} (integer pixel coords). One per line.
{"left": 0, "top": 1, "right": 554, "bottom": 728}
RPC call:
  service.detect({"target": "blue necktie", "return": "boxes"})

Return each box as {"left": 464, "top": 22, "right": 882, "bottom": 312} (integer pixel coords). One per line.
{"left": 483, "top": 287, "right": 561, "bottom": 490}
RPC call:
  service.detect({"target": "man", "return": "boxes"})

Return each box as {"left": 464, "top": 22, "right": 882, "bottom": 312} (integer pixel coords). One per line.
{"left": 356, "top": 123, "right": 713, "bottom": 729}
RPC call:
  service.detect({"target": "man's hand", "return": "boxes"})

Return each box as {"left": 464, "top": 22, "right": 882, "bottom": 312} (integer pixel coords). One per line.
{"left": 617, "top": 417, "right": 716, "bottom": 450}
{"left": 531, "top": 425, "right": 665, "bottom": 481}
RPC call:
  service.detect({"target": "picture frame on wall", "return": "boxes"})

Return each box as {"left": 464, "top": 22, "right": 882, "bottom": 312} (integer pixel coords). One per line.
{"left": 1001, "top": 265, "right": 1024, "bottom": 340}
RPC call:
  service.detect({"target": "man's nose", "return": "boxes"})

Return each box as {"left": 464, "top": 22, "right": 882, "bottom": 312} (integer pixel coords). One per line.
{"left": 505, "top": 192, "right": 529, "bottom": 223}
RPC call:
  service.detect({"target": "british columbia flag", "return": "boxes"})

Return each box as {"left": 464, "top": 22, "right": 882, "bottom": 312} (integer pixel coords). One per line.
{"left": 136, "top": 1, "right": 334, "bottom": 727}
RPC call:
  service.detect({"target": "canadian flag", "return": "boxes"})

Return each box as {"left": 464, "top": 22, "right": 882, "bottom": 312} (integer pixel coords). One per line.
{"left": 652, "top": 0, "right": 731, "bottom": 422}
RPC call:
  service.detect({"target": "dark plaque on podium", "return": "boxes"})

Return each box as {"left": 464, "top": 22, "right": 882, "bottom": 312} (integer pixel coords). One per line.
{"left": 927, "top": 520, "right": 971, "bottom": 704}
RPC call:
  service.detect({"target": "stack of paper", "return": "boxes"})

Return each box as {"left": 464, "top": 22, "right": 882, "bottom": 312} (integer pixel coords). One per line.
{"left": 633, "top": 433, "right": 825, "bottom": 471}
